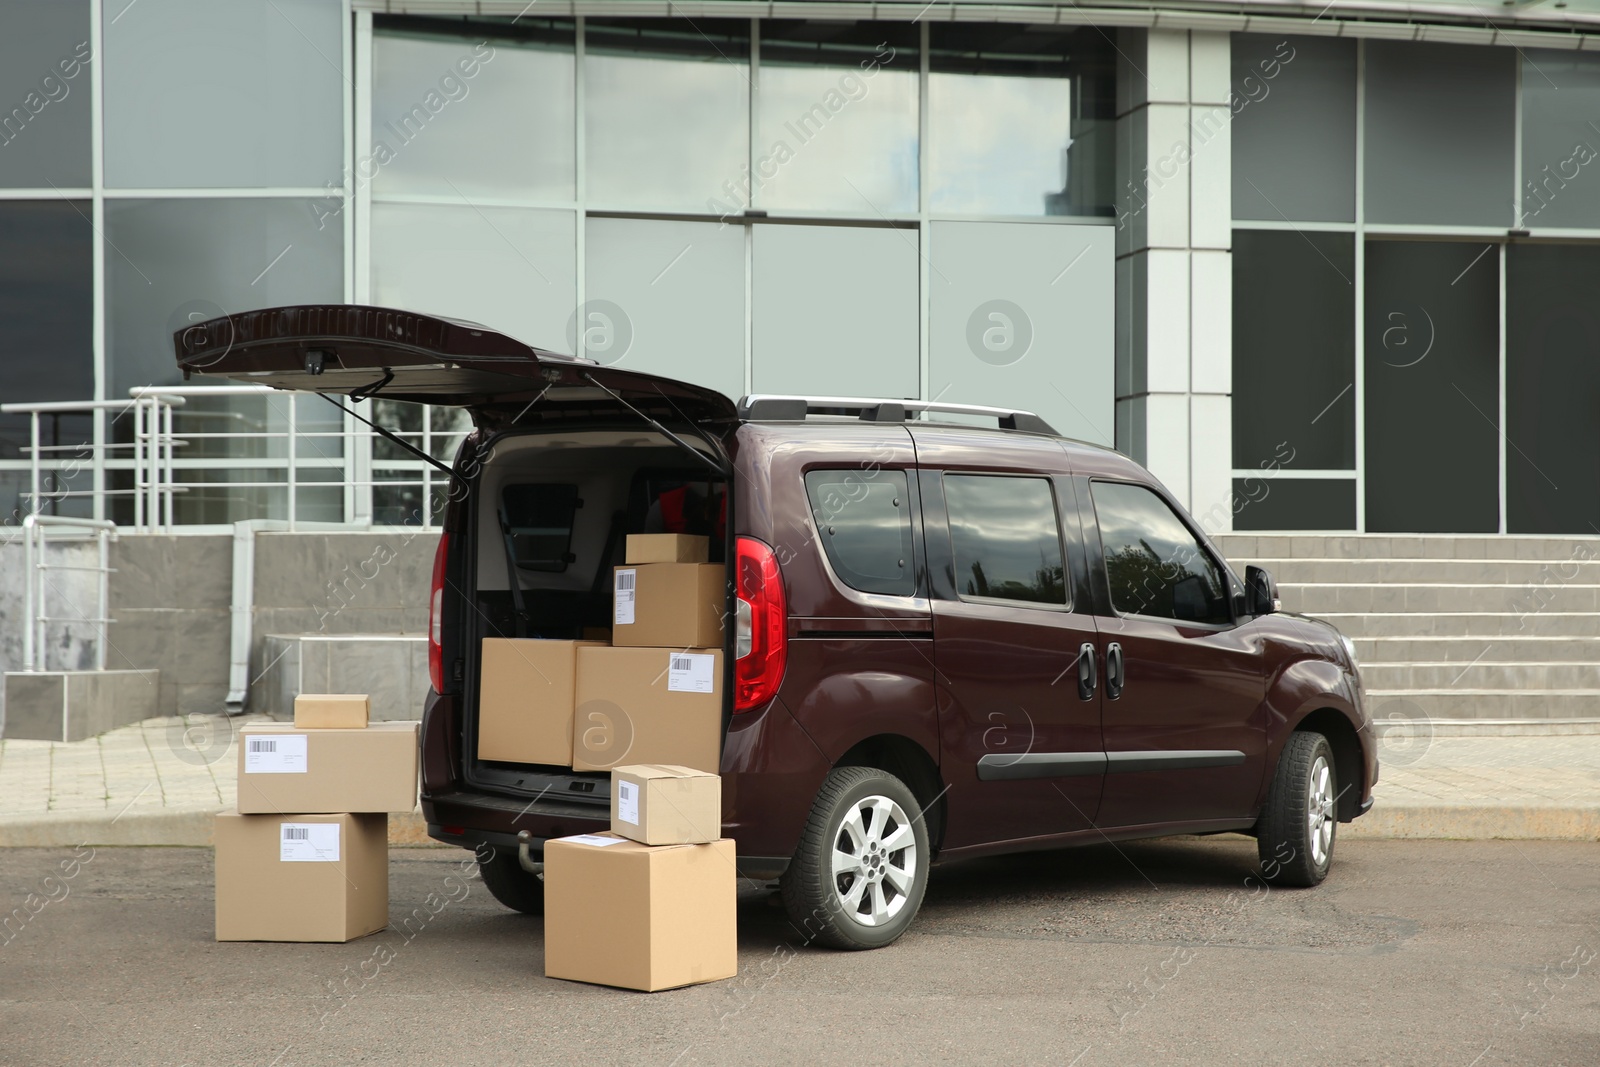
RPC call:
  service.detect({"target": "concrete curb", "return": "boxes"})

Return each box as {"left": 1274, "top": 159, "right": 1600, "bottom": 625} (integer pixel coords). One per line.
{"left": 2, "top": 804, "right": 1597, "bottom": 847}
{"left": 0, "top": 809, "right": 444, "bottom": 848}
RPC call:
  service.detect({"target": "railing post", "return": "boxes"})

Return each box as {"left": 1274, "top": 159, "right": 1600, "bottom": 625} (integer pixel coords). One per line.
{"left": 162, "top": 398, "right": 175, "bottom": 531}
{"left": 132, "top": 398, "right": 145, "bottom": 532}
{"left": 22, "top": 520, "right": 35, "bottom": 671}
{"left": 97, "top": 527, "right": 111, "bottom": 670}
{"left": 29, "top": 411, "right": 41, "bottom": 517}
{"left": 287, "top": 395, "right": 298, "bottom": 532}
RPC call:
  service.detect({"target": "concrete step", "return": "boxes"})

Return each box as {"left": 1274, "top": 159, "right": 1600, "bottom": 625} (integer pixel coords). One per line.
{"left": 1216, "top": 534, "right": 1600, "bottom": 561}
{"left": 1315, "top": 612, "right": 1600, "bottom": 637}
{"left": 1282, "top": 583, "right": 1600, "bottom": 614}
{"left": 2, "top": 670, "right": 161, "bottom": 741}
{"left": 1360, "top": 661, "right": 1600, "bottom": 690}
{"left": 1245, "top": 557, "right": 1600, "bottom": 585}
{"left": 1352, "top": 636, "right": 1600, "bottom": 663}
{"left": 1363, "top": 690, "right": 1600, "bottom": 719}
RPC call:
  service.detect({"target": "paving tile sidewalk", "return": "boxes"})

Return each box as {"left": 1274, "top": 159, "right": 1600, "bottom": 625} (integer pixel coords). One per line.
{"left": 0, "top": 715, "right": 1597, "bottom": 845}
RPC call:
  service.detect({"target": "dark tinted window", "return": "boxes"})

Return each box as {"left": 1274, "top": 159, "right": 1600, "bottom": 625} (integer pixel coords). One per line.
{"left": 501, "top": 483, "right": 579, "bottom": 573}
{"left": 806, "top": 469, "right": 915, "bottom": 596}
{"left": 1092, "top": 481, "right": 1230, "bottom": 625}
{"left": 943, "top": 475, "right": 1066, "bottom": 606}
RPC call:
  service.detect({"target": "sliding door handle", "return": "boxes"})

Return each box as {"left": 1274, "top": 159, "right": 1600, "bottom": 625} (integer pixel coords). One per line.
{"left": 1077, "top": 642, "right": 1097, "bottom": 700}
{"left": 1106, "top": 642, "right": 1124, "bottom": 700}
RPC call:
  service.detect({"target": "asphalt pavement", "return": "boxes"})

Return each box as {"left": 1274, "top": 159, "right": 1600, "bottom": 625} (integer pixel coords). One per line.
{"left": 3, "top": 837, "right": 1596, "bottom": 1066}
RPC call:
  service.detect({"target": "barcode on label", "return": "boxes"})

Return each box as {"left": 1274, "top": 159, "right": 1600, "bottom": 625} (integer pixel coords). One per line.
{"left": 248, "top": 739, "right": 276, "bottom": 753}
{"left": 616, "top": 572, "right": 636, "bottom": 591}
{"left": 283, "top": 827, "right": 309, "bottom": 840}
{"left": 671, "top": 656, "right": 693, "bottom": 672}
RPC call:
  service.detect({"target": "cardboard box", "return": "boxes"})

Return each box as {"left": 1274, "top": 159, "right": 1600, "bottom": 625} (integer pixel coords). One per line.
{"left": 612, "top": 563, "right": 726, "bottom": 648}
{"left": 214, "top": 811, "right": 388, "bottom": 942}
{"left": 294, "top": 693, "right": 369, "bottom": 730}
{"left": 611, "top": 765, "right": 721, "bottom": 845}
{"left": 237, "top": 721, "right": 419, "bottom": 814}
{"left": 625, "top": 533, "right": 709, "bottom": 565}
{"left": 478, "top": 639, "right": 603, "bottom": 765}
{"left": 573, "top": 646, "right": 722, "bottom": 773}
{"left": 543, "top": 832, "right": 736, "bottom": 991}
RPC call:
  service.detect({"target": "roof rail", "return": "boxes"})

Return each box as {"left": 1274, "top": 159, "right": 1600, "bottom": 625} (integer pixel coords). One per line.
{"left": 737, "top": 394, "right": 1058, "bottom": 436}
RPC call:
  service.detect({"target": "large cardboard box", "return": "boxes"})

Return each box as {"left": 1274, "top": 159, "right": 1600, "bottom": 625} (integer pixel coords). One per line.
{"left": 611, "top": 563, "right": 726, "bottom": 648}
{"left": 214, "top": 811, "right": 388, "bottom": 942}
{"left": 237, "top": 721, "right": 419, "bottom": 815}
{"left": 611, "top": 764, "right": 721, "bottom": 845}
{"left": 543, "top": 832, "right": 737, "bottom": 991}
{"left": 572, "top": 646, "right": 722, "bottom": 773}
{"left": 478, "top": 639, "right": 602, "bottom": 765}
{"left": 294, "top": 693, "right": 369, "bottom": 730}
{"left": 625, "top": 533, "right": 709, "bottom": 565}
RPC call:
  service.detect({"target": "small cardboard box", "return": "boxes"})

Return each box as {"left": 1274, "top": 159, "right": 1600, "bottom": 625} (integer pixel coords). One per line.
{"left": 478, "top": 639, "right": 603, "bottom": 765}
{"left": 294, "top": 693, "right": 369, "bottom": 730}
{"left": 611, "top": 563, "right": 725, "bottom": 648}
{"left": 625, "top": 533, "right": 709, "bottom": 565}
{"left": 573, "top": 646, "right": 722, "bottom": 774}
{"left": 543, "top": 832, "right": 737, "bottom": 991}
{"left": 237, "top": 721, "right": 419, "bottom": 815}
{"left": 214, "top": 811, "right": 388, "bottom": 942}
{"left": 611, "top": 765, "right": 721, "bottom": 845}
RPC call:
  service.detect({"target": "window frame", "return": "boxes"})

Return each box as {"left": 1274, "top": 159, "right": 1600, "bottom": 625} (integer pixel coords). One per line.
{"left": 933, "top": 469, "right": 1075, "bottom": 612}
{"left": 1085, "top": 477, "right": 1240, "bottom": 630}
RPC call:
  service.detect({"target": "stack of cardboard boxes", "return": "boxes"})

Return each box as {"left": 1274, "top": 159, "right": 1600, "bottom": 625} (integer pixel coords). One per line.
{"left": 545, "top": 764, "right": 737, "bottom": 991}
{"left": 215, "top": 694, "right": 420, "bottom": 943}
{"left": 478, "top": 533, "right": 726, "bottom": 774}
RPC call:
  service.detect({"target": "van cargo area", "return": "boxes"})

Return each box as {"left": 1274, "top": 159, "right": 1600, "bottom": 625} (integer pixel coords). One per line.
{"left": 459, "top": 428, "right": 731, "bottom": 807}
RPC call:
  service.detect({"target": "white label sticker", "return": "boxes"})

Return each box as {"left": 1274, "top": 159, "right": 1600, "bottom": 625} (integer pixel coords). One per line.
{"left": 614, "top": 569, "right": 637, "bottom": 625}
{"left": 244, "top": 733, "right": 308, "bottom": 774}
{"left": 560, "top": 833, "right": 627, "bottom": 848}
{"left": 280, "top": 822, "right": 340, "bottom": 862}
{"left": 617, "top": 780, "right": 640, "bottom": 825}
{"left": 667, "top": 652, "right": 716, "bottom": 694}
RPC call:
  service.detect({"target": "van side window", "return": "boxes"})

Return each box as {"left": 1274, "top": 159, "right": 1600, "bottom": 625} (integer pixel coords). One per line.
{"left": 1091, "top": 480, "right": 1231, "bottom": 625}
{"left": 942, "top": 475, "right": 1067, "bottom": 607}
{"left": 804, "top": 469, "right": 916, "bottom": 596}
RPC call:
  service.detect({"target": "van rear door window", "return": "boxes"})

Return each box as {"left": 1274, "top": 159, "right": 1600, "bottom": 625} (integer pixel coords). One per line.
{"left": 942, "top": 474, "right": 1067, "bottom": 606}
{"left": 804, "top": 469, "right": 915, "bottom": 596}
{"left": 501, "top": 483, "right": 580, "bottom": 573}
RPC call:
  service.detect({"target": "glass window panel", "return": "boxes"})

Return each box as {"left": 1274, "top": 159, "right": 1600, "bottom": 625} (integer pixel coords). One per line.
{"left": 1363, "top": 240, "right": 1500, "bottom": 533}
{"left": 584, "top": 217, "right": 745, "bottom": 403}
{"left": 1364, "top": 42, "right": 1515, "bottom": 227}
{"left": 105, "top": 198, "right": 342, "bottom": 399}
{"left": 1091, "top": 480, "right": 1230, "bottom": 625}
{"left": 372, "top": 20, "right": 574, "bottom": 200}
{"left": 0, "top": 201, "right": 93, "bottom": 461}
{"left": 1232, "top": 478, "right": 1356, "bottom": 531}
{"left": 103, "top": 0, "right": 343, "bottom": 189}
{"left": 1230, "top": 35, "right": 1355, "bottom": 223}
{"left": 928, "top": 25, "right": 1113, "bottom": 217}
{"left": 370, "top": 202, "right": 575, "bottom": 353}
{"left": 1231, "top": 230, "right": 1355, "bottom": 470}
{"left": 754, "top": 21, "right": 918, "bottom": 214}
{"left": 585, "top": 19, "right": 748, "bottom": 212}
{"left": 805, "top": 470, "right": 915, "bottom": 596}
{"left": 750, "top": 224, "right": 918, "bottom": 397}
{"left": 928, "top": 221, "right": 1114, "bottom": 446}
{"left": 1519, "top": 51, "right": 1600, "bottom": 231}
{"left": 1506, "top": 244, "right": 1600, "bottom": 535}
{"left": 944, "top": 475, "right": 1066, "bottom": 606}
{"left": 0, "top": 0, "right": 91, "bottom": 188}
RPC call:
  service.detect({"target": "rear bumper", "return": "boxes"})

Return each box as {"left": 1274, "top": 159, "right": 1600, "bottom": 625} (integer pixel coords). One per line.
{"left": 420, "top": 790, "right": 792, "bottom": 879}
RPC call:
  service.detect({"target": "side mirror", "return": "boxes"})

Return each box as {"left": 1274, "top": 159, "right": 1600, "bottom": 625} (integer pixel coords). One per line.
{"left": 1245, "top": 565, "right": 1280, "bottom": 616}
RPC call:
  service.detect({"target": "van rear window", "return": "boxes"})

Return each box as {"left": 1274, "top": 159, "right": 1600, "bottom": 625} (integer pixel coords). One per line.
{"left": 500, "top": 483, "right": 580, "bottom": 573}
{"left": 804, "top": 469, "right": 915, "bottom": 596}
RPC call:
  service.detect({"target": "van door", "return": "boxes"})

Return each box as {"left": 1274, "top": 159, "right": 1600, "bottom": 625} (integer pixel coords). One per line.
{"left": 1078, "top": 476, "right": 1267, "bottom": 828}
{"left": 914, "top": 428, "right": 1105, "bottom": 849}
{"left": 171, "top": 304, "right": 736, "bottom": 429}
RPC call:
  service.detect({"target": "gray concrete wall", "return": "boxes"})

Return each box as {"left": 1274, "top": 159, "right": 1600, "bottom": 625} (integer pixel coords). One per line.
{"left": 255, "top": 634, "right": 430, "bottom": 721}
{"left": 0, "top": 536, "right": 112, "bottom": 729}
{"left": 102, "top": 529, "right": 439, "bottom": 718}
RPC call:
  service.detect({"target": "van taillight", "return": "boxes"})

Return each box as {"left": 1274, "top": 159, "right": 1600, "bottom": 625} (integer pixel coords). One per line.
{"left": 428, "top": 532, "right": 449, "bottom": 693}
{"left": 734, "top": 536, "right": 787, "bottom": 712}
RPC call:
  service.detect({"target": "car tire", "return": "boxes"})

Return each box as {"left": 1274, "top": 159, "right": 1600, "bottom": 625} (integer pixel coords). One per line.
{"left": 780, "top": 766, "right": 931, "bottom": 951}
{"left": 476, "top": 846, "right": 544, "bottom": 915}
{"left": 1256, "top": 731, "right": 1338, "bottom": 887}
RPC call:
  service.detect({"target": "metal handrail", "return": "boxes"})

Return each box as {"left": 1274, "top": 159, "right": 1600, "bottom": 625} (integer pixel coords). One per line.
{"left": 20, "top": 515, "right": 117, "bottom": 672}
